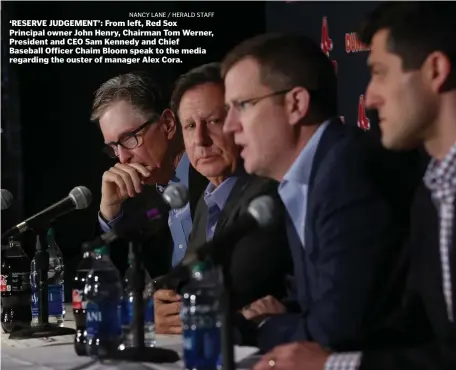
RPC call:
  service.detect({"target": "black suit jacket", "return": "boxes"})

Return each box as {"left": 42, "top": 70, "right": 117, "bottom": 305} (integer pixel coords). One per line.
{"left": 359, "top": 184, "right": 456, "bottom": 370}
{"left": 251, "top": 120, "right": 425, "bottom": 351}
{"left": 106, "top": 163, "right": 208, "bottom": 278}
{"left": 185, "top": 173, "right": 293, "bottom": 310}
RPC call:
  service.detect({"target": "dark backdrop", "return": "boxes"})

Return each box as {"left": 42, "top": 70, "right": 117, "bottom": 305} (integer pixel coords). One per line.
{"left": 1, "top": 1, "right": 265, "bottom": 301}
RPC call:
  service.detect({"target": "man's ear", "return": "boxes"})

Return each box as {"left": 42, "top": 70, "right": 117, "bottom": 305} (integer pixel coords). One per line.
{"left": 161, "top": 109, "right": 178, "bottom": 139}
{"left": 285, "top": 87, "right": 311, "bottom": 127}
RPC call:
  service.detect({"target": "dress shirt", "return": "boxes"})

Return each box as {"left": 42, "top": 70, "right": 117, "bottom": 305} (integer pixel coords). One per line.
{"left": 278, "top": 120, "right": 330, "bottom": 248}
{"left": 98, "top": 153, "right": 193, "bottom": 267}
{"left": 203, "top": 176, "right": 238, "bottom": 241}
{"left": 325, "top": 141, "right": 456, "bottom": 370}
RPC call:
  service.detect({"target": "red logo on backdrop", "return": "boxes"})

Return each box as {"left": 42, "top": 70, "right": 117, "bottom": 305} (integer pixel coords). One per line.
{"left": 345, "top": 32, "right": 370, "bottom": 54}
{"left": 357, "top": 95, "right": 370, "bottom": 131}
{"left": 320, "top": 17, "right": 338, "bottom": 74}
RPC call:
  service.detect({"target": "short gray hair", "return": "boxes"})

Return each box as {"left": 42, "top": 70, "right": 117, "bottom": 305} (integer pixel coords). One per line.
{"left": 91, "top": 72, "right": 165, "bottom": 122}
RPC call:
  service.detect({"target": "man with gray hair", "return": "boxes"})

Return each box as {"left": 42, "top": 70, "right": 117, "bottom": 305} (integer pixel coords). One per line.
{"left": 91, "top": 72, "right": 207, "bottom": 277}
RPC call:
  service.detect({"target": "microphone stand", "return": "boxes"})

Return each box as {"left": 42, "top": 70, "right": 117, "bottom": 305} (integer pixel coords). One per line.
{"left": 9, "top": 228, "right": 75, "bottom": 339}
{"left": 219, "top": 263, "right": 236, "bottom": 370}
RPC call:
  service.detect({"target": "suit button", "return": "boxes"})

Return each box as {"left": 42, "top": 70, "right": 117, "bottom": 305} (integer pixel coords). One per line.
{"left": 179, "top": 244, "right": 184, "bottom": 249}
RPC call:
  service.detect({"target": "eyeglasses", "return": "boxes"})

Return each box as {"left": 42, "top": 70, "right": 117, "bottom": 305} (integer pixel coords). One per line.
{"left": 226, "top": 89, "right": 292, "bottom": 113}
{"left": 102, "top": 117, "right": 158, "bottom": 158}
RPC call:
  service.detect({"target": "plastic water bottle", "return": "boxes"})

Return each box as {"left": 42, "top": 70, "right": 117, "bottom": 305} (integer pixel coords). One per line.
{"left": 73, "top": 250, "right": 93, "bottom": 356}
{"left": 84, "top": 246, "right": 122, "bottom": 358}
{"left": 181, "top": 262, "right": 222, "bottom": 370}
{"left": 121, "top": 243, "right": 155, "bottom": 348}
{"left": 31, "top": 232, "right": 64, "bottom": 327}
{"left": 47, "top": 229, "right": 65, "bottom": 318}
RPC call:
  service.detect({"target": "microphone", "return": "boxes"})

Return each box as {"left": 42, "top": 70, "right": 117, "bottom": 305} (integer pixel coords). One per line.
{"left": 83, "top": 183, "right": 189, "bottom": 251}
{"left": 1, "top": 189, "right": 13, "bottom": 210}
{"left": 1, "top": 186, "right": 92, "bottom": 239}
{"left": 155, "top": 194, "right": 278, "bottom": 287}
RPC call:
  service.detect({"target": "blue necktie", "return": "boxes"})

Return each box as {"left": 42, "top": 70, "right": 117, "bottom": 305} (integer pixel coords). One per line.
{"left": 206, "top": 202, "right": 221, "bottom": 241}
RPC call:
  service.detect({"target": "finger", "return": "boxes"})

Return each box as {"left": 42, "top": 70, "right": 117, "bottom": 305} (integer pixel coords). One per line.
{"left": 102, "top": 171, "right": 129, "bottom": 199}
{"left": 164, "top": 313, "right": 182, "bottom": 327}
{"left": 154, "top": 289, "right": 181, "bottom": 302}
{"left": 114, "top": 163, "right": 144, "bottom": 193}
{"left": 108, "top": 166, "right": 136, "bottom": 197}
{"left": 127, "top": 162, "right": 152, "bottom": 178}
{"left": 155, "top": 302, "right": 181, "bottom": 317}
{"left": 167, "top": 325, "right": 183, "bottom": 335}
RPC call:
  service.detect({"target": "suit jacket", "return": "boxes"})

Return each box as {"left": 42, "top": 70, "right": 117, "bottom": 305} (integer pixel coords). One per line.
{"left": 185, "top": 173, "right": 293, "bottom": 310}
{"left": 358, "top": 184, "right": 456, "bottom": 370}
{"left": 254, "top": 120, "right": 424, "bottom": 352}
{"left": 107, "top": 163, "right": 208, "bottom": 278}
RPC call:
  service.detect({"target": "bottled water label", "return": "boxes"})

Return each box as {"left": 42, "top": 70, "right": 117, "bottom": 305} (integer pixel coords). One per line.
{"left": 31, "top": 284, "right": 63, "bottom": 317}
{"left": 183, "top": 327, "right": 221, "bottom": 367}
{"left": 86, "top": 302, "right": 121, "bottom": 338}
{"left": 123, "top": 297, "right": 154, "bottom": 324}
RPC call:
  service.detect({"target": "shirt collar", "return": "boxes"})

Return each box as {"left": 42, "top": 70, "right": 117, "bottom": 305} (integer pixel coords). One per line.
{"left": 424, "top": 141, "right": 456, "bottom": 191}
{"left": 282, "top": 120, "right": 330, "bottom": 186}
{"left": 204, "top": 176, "right": 238, "bottom": 211}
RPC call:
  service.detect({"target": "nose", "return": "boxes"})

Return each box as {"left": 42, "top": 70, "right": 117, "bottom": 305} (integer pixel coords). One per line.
{"left": 364, "top": 81, "right": 381, "bottom": 110}
{"left": 117, "top": 145, "right": 133, "bottom": 164}
{"left": 194, "top": 121, "right": 211, "bottom": 147}
{"left": 223, "top": 108, "right": 240, "bottom": 134}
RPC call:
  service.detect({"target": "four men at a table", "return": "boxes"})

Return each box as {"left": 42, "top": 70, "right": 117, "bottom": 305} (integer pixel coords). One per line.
{"left": 92, "top": 3, "right": 456, "bottom": 369}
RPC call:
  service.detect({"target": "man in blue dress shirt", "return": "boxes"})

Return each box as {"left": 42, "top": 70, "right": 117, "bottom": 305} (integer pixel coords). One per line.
{"left": 154, "top": 63, "right": 293, "bottom": 335}
{"left": 223, "top": 33, "right": 423, "bottom": 356}
{"left": 91, "top": 72, "right": 208, "bottom": 278}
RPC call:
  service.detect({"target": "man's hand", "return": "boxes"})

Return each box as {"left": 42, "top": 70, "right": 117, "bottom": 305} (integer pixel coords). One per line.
{"left": 100, "top": 163, "right": 151, "bottom": 220}
{"left": 241, "top": 295, "right": 286, "bottom": 320}
{"left": 154, "top": 289, "right": 182, "bottom": 335}
{"left": 253, "top": 342, "right": 330, "bottom": 370}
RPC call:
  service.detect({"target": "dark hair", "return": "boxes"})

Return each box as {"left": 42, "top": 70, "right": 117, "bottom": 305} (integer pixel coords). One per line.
{"left": 359, "top": 2, "right": 456, "bottom": 90}
{"left": 91, "top": 72, "right": 166, "bottom": 122}
{"left": 221, "top": 33, "right": 338, "bottom": 121}
{"left": 170, "top": 62, "right": 223, "bottom": 120}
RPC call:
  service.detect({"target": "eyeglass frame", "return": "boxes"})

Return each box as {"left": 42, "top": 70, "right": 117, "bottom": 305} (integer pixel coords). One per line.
{"left": 102, "top": 116, "right": 159, "bottom": 158}
{"left": 226, "top": 89, "right": 292, "bottom": 114}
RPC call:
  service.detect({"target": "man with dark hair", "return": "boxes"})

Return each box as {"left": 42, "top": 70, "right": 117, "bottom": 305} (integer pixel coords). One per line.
{"left": 92, "top": 72, "right": 207, "bottom": 277}
{"left": 223, "top": 32, "right": 422, "bottom": 355}
{"left": 154, "top": 62, "right": 292, "bottom": 335}
{"left": 252, "top": 3, "right": 456, "bottom": 370}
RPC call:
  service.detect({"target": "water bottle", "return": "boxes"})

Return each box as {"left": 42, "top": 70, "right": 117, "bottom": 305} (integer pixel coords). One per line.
{"left": 31, "top": 232, "right": 64, "bottom": 327}
{"left": 73, "top": 250, "right": 93, "bottom": 356}
{"left": 1, "top": 237, "right": 32, "bottom": 333}
{"left": 48, "top": 229, "right": 65, "bottom": 318}
{"left": 84, "top": 246, "right": 122, "bottom": 358}
{"left": 181, "top": 262, "right": 222, "bottom": 370}
{"left": 121, "top": 243, "right": 156, "bottom": 348}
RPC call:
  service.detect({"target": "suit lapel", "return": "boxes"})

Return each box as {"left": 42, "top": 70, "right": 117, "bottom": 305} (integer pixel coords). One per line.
{"left": 188, "top": 163, "right": 209, "bottom": 220}
{"left": 214, "top": 174, "right": 251, "bottom": 235}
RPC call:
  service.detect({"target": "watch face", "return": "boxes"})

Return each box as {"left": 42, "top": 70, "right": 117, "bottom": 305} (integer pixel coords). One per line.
{"left": 156, "top": 184, "right": 166, "bottom": 194}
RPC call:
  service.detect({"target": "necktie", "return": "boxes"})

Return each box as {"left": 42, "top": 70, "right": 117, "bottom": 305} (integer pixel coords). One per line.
{"left": 206, "top": 202, "right": 221, "bottom": 241}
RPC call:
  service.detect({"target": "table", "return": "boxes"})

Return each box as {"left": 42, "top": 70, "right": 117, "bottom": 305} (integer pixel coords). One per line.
{"left": 1, "top": 305, "right": 260, "bottom": 370}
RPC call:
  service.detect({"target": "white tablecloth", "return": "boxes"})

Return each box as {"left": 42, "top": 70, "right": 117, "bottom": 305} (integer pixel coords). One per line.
{"left": 1, "top": 305, "right": 260, "bottom": 370}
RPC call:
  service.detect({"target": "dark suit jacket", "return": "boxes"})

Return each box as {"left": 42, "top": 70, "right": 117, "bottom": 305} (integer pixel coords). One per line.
{"left": 106, "top": 163, "right": 208, "bottom": 278}
{"left": 358, "top": 184, "right": 456, "bottom": 369}
{"left": 185, "top": 173, "right": 293, "bottom": 310}
{"left": 254, "top": 120, "right": 424, "bottom": 352}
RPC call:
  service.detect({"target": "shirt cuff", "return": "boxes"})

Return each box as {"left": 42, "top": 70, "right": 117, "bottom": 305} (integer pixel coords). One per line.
{"left": 325, "top": 352, "right": 362, "bottom": 370}
{"left": 98, "top": 211, "right": 124, "bottom": 232}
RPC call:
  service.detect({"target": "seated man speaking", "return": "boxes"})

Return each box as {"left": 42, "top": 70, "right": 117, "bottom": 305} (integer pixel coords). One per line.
{"left": 154, "top": 62, "right": 293, "bottom": 335}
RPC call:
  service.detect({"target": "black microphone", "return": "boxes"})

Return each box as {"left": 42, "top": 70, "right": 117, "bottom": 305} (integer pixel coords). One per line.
{"left": 1, "top": 189, "right": 13, "bottom": 210}
{"left": 82, "top": 183, "right": 189, "bottom": 251}
{"left": 1, "top": 186, "right": 92, "bottom": 239}
{"left": 155, "top": 194, "right": 278, "bottom": 286}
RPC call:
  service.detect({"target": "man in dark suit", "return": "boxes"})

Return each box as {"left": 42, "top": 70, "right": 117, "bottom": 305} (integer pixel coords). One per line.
{"left": 222, "top": 33, "right": 422, "bottom": 353}
{"left": 91, "top": 72, "right": 208, "bottom": 278}
{"left": 153, "top": 63, "right": 292, "bottom": 335}
{"left": 250, "top": 3, "right": 456, "bottom": 370}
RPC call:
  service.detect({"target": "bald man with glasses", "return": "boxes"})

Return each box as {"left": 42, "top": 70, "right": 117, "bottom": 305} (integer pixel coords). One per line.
{"left": 91, "top": 72, "right": 208, "bottom": 278}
